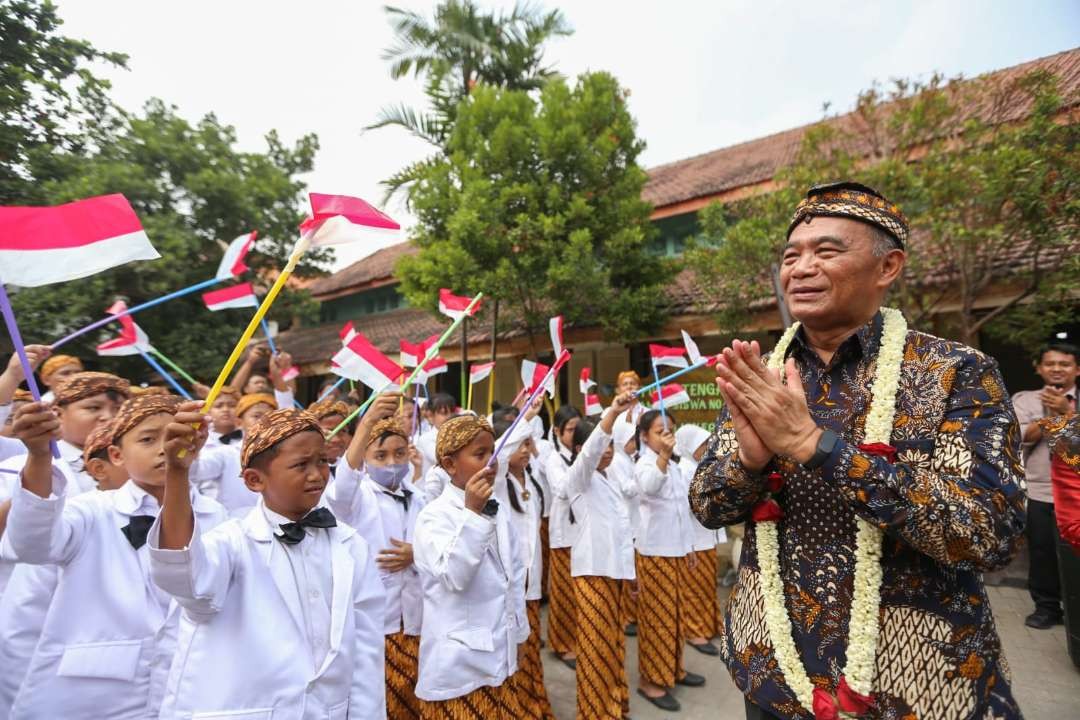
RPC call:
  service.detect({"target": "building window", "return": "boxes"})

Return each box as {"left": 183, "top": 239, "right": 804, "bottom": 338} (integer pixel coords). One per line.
{"left": 320, "top": 284, "right": 408, "bottom": 323}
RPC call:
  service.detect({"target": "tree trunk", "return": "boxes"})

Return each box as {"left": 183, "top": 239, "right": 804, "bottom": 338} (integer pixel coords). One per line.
{"left": 489, "top": 299, "right": 499, "bottom": 363}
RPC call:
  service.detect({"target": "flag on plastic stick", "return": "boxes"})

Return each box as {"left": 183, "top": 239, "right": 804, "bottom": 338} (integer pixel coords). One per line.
{"left": 521, "top": 359, "right": 556, "bottom": 398}
{"left": 203, "top": 283, "right": 259, "bottom": 311}
{"left": 681, "top": 330, "right": 704, "bottom": 366}
{"left": 439, "top": 288, "right": 482, "bottom": 321}
{"left": 414, "top": 356, "right": 448, "bottom": 384}
{"left": 282, "top": 366, "right": 300, "bottom": 382}
{"left": 579, "top": 367, "right": 596, "bottom": 395}
{"left": 0, "top": 194, "right": 160, "bottom": 287}
{"left": 215, "top": 231, "right": 256, "bottom": 280}
{"left": 339, "top": 321, "right": 357, "bottom": 345}
{"left": 96, "top": 315, "right": 151, "bottom": 357}
{"left": 650, "top": 343, "right": 688, "bottom": 369}
{"left": 400, "top": 334, "right": 440, "bottom": 368}
{"left": 549, "top": 315, "right": 565, "bottom": 356}
{"left": 651, "top": 383, "right": 691, "bottom": 408}
{"left": 300, "top": 193, "right": 400, "bottom": 245}
{"left": 470, "top": 361, "right": 496, "bottom": 385}
{"left": 585, "top": 393, "right": 603, "bottom": 416}
{"left": 331, "top": 333, "right": 404, "bottom": 392}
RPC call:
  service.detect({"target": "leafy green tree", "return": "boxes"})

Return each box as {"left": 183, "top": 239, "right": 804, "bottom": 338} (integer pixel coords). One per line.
{"left": 1, "top": 0, "right": 127, "bottom": 203}
{"left": 396, "top": 72, "right": 673, "bottom": 350}
{"left": 685, "top": 68, "right": 1079, "bottom": 347}
{"left": 10, "top": 99, "right": 323, "bottom": 381}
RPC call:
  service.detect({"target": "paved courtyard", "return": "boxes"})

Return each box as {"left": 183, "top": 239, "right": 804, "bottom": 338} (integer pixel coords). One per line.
{"left": 539, "top": 584, "right": 1080, "bottom": 719}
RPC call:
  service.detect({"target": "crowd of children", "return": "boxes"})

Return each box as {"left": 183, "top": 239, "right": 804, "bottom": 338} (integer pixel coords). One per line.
{"left": 0, "top": 346, "right": 728, "bottom": 719}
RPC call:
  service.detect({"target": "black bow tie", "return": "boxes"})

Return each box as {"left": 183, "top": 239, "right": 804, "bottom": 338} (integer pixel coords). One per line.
{"left": 482, "top": 498, "right": 499, "bottom": 517}
{"left": 219, "top": 429, "right": 244, "bottom": 445}
{"left": 386, "top": 487, "right": 413, "bottom": 511}
{"left": 122, "top": 515, "right": 156, "bottom": 550}
{"left": 276, "top": 507, "right": 337, "bottom": 545}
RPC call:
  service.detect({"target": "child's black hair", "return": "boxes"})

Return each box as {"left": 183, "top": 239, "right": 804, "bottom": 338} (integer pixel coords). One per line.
{"left": 553, "top": 405, "right": 582, "bottom": 433}
{"left": 636, "top": 409, "right": 680, "bottom": 463}
{"left": 492, "top": 416, "right": 538, "bottom": 514}
{"left": 428, "top": 393, "right": 457, "bottom": 414}
{"left": 570, "top": 418, "right": 597, "bottom": 463}
{"left": 491, "top": 406, "right": 519, "bottom": 426}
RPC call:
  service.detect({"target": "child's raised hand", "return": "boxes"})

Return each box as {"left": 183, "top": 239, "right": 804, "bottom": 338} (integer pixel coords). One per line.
{"left": 12, "top": 402, "right": 59, "bottom": 456}
{"left": 165, "top": 401, "right": 210, "bottom": 470}
{"left": 658, "top": 429, "right": 677, "bottom": 458}
{"left": 523, "top": 395, "right": 543, "bottom": 422}
{"left": 365, "top": 393, "right": 402, "bottom": 424}
{"left": 5, "top": 345, "right": 51, "bottom": 382}
{"left": 464, "top": 466, "right": 496, "bottom": 515}
{"left": 610, "top": 391, "right": 636, "bottom": 414}
{"left": 408, "top": 443, "right": 423, "bottom": 475}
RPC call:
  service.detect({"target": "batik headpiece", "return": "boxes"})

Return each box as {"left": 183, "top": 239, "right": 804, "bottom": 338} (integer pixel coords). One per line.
{"left": 788, "top": 181, "right": 909, "bottom": 247}
{"left": 436, "top": 414, "right": 494, "bottom": 464}
{"left": 110, "top": 394, "right": 181, "bottom": 445}
{"left": 236, "top": 393, "right": 277, "bottom": 418}
{"left": 307, "top": 399, "right": 351, "bottom": 421}
{"left": 53, "top": 372, "right": 130, "bottom": 406}
{"left": 129, "top": 385, "right": 170, "bottom": 397}
{"left": 366, "top": 418, "right": 408, "bottom": 449}
{"left": 241, "top": 408, "right": 324, "bottom": 469}
{"left": 40, "top": 354, "right": 84, "bottom": 381}
{"left": 83, "top": 421, "right": 117, "bottom": 464}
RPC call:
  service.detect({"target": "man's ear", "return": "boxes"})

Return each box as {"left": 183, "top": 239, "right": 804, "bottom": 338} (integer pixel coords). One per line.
{"left": 242, "top": 467, "right": 266, "bottom": 493}
{"left": 107, "top": 443, "right": 124, "bottom": 468}
{"left": 878, "top": 248, "right": 906, "bottom": 289}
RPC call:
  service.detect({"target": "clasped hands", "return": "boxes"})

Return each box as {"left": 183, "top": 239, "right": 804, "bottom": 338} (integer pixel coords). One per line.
{"left": 714, "top": 340, "right": 822, "bottom": 473}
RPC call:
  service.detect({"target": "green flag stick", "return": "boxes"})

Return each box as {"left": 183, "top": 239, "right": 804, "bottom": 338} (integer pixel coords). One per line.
{"left": 149, "top": 347, "right": 199, "bottom": 386}
{"left": 327, "top": 292, "right": 483, "bottom": 439}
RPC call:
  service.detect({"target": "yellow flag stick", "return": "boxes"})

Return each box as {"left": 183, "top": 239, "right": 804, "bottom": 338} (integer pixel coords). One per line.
{"left": 467, "top": 376, "right": 474, "bottom": 412}
{"left": 486, "top": 367, "right": 495, "bottom": 416}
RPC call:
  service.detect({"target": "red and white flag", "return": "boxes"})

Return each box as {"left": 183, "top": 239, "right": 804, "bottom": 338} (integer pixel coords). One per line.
{"left": 300, "top": 193, "right": 400, "bottom": 245}
{"left": 331, "top": 333, "right": 404, "bottom": 391}
{"left": 414, "top": 356, "right": 448, "bottom": 384}
{"left": 215, "top": 231, "right": 256, "bottom": 280}
{"left": 681, "top": 330, "right": 704, "bottom": 366}
{"left": 579, "top": 367, "right": 596, "bottom": 395}
{"left": 400, "top": 334, "right": 441, "bottom": 368}
{"left": 0, "top": 194, "right": 159, "bottom": 287}
{"left": 202, "top": 282, "right": 259, "bottom": 311}
{"left": 438, "top": 288, "right": 482, "bottom": 320}
{"left": 650, "top": 343, "right": 688, "bottom": 369}
{"left": 549, "top": 315, "right": 565, "bottom": 356}
{"left": 470, "top": 361, "right": 496, "bottom": 385}
{"left": 585, "top": 393, "right": 603, "bottom": 416}
{"left": 96, "top": 315, "right": 151, "bottom": 357}
{"left": 651, "top": 383, "right": 691, "bottom": 408}
{"left": 339, "top": 321, "right": 357, "bottom": 346}
{"left": 521, "top": 359, "right": 556, "bottom": 398}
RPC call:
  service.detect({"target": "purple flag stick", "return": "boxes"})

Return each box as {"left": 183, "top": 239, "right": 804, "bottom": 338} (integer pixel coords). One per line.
{"left": 0, "top": 284, "right": 60, "bottom": 458}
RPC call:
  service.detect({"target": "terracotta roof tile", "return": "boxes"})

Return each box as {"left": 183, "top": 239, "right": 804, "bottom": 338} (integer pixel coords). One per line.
{"left": 309, "top": 242, "right": 418, "bottom": 298}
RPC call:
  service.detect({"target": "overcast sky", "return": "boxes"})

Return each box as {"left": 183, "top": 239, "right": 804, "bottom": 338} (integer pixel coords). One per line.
{"left": 55, "top": 0, "right": 1079, "bottom": 270}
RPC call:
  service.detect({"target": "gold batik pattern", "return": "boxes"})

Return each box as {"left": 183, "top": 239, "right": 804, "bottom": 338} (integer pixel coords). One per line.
{"left": 546, "top": 547, "right": 577, "bottom": 655}
{"left": 619, "top": 578, "right": 638, "bottom": 626}
{"left": 513, "top": 600, "right": 555, "bottom": 720}
{"left": 418, "top": 682, "right": 521, "bottom": 719}
{"left": 681, "top": 548, "right": 720, "bottom": 640}
{"left": 386, "top": 631, "right": 421, "bottom": 720}
{"left": 635, "top": 553, "right": 686, "bottom": 688}
{"left": 573, "top": 575, "right": 629, "bottom": 720}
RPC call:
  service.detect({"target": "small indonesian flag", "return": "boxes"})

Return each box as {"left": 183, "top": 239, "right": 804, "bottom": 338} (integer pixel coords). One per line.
{"left": 339, "top": 321, "right": 357, "bottom": 345}
{"left": 282, "top": 366, "right": 300, "bottom": 382}
{"left": 651, "top": 383, "right": 691, "bottom": 408}
{"left": 0, "top": 194, "right": 160, "bottom": 287}
{"left": 203, "top": 282, "right": 259, "bottom": 311}
{"left": 97, "top": 315, "right": 151, "bottom": 357}
{"left": 300, "top": 193, "right": 400, "bottom": 245}
{"left": 681, "top": 330, "right": 703, "bottom": 366}
{"left": 650, "top": 343, "right": 688, "bottom": 369}
{"left": 438, "top": 288, "right": 482, "bottom": 320}
{"left": 585, "top": 393, "right": 603, "bottom": 416}
{"left": 579, "top": 367, "right": 596, "bottom": 395}
{"left": 414, "top": 356, "right": 448, "bottom": 383}
{"left": 549, "top": 315, "right": 565, "bottom": 356}
{"left": 521, "top": 359, "right": 556, "bottom": 398}
{"left": 470, "top": 361, "right": 496, "bottom": 385}
{"left": 331, "top": 332, "right": 404, "bottom": 391}
{"left": 215, "top": 231, "right": 256, "bottom": 280}
{"left": 400, "top": 334, "right": 441, "bottom": 368}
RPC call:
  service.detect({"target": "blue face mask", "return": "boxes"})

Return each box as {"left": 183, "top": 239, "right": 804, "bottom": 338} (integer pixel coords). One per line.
{"left": 369, "top": 462, "right": 410, "bottom": 489}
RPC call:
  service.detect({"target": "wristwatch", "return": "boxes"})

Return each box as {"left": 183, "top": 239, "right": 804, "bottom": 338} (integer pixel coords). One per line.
{"left": 802, "top": 428, "right": 838, "bottom": 470}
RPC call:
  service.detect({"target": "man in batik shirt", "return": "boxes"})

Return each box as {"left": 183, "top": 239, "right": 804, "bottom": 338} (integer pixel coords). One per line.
{"left": 690, "top": 182, "right": 1026, "bottom": 720}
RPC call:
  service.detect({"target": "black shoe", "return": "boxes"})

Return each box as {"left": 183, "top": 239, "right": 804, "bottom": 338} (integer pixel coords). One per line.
{"left": 676, "top": 671, "right": 706, "bottom": 687}
{"left": 1025, "top": 611, "right": 1064, "bottom": 629}
{"left": 637, "top": 689, "right": 680, "bottom": 711}
{"left": 560, "top": 654, "right": 577, "bottom": 670}
{"left": 689, "top": 640, "right": 720, "bottom": 656}
{"left": 625, "top": 622, "right": 638, "bottom": 636}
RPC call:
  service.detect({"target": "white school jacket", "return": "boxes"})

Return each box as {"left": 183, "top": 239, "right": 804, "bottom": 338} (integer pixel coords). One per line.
{"left": 531, "top": 437, "right": 554, "bottom": 518}
{"left": 421, "top": 464, "right": 450, "bottom": 505}
{"left": 634, "top": 447, "right": 694, "bottom": 557}
{"left": 0, "top": 562, "right": 57, "bottom": 717}
{"left": 543, "top": 441, "right": 581, "bottom": 549}
{"left": 499, "top": 469, "right": 544, "bottom": 601}
{"left": 2, "top": 473, "right": 227, "bottom": 719}
{"left": 412, "top": 481, "right": 529, "bottom": 701}
{"left": 565, "top": 423, "right": 636, "bottom": 580}
{"left": 678, "top": 455, "right": 727, "bottom": 550}
{"left": 327, "top": 463, "right": 426, "bottom": 636}
{"left": 188, "top": 442, "right": 257, "bottom": 514}
{"left": 148, "top": 499, "right": 386, "bottom": 720}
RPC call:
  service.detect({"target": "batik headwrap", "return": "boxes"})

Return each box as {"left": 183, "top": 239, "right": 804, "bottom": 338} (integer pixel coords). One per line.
{"left": 366, "top": 417, "right": 408, "bottom": 449}
{"left": 236, "top": 393, "right": 277, "bottom": 418}
{"left": 130, "top": 385, "right": 170, "bottom": 397}
{"left": 307, "top": 399, "right": 350, "bottom": 421}
{"left": 788, "top": 181, "right": 909, "bottom": 247}
{"left": 40, "top": 354, "right": 83, "bottom": 381}
{"left": 241, "top": 408, "right": 323, "bottom": 469}
{"left": 53, "top": 372, "right": 130, "bottom": 406}
{"left": 82, "top": 421, "right": 117, "bottom": 464}
{"left": 436, "top": 414, "right": 494, "bottom": 464}
{"left": 110, "top": 394, "right": 181, "bottom": 445}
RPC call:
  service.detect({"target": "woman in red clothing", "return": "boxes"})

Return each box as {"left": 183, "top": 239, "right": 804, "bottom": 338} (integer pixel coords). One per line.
{"left": 1045, "top": 414, "right": 1080, "bottom": 668}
